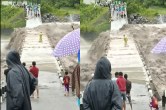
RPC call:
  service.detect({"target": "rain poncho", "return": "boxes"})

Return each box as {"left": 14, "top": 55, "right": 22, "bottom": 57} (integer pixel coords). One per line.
{"left": 83, "top": 57, "right": 122, "bottom": 110}
{"left": 6, "top": 51, "right": 37, "bottom": 110}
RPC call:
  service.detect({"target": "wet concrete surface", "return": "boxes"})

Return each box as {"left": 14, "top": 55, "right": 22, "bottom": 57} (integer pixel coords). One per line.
{"left": 126, "top": 83, "right": 150, "bottom": 110}
{"left": 1, "top": 71, "right": 79, "bottom": 110}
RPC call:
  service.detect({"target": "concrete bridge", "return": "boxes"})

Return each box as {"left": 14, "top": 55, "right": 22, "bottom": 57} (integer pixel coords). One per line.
{"left": 106, "top": 3, "right": 166, "bottom": 109}
{"left": 1, "top": 2, "right": 79, "bottom": 110}
{"left": 81, "top": 1, "right": 165, "bottom": 109}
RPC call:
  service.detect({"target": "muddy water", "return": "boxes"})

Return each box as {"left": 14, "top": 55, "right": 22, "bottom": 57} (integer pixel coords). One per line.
{"left": 1, "top": 34, "right": 11, "bottom": 51}
{"left": 80, "top": 37, "right": 92, "bottom": 64}
{"left": 1, "top": 33, "right": 12, "bottom": 81}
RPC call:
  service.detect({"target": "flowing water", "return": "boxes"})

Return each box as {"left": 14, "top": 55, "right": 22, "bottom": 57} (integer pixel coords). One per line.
{"left": 1, "top": 33, "right": 12, "bottom": 54}
{"left": 80, "top": 36, "right": 92, "bottom": 64}
{"left": 158, "top": 15, "right": 166, "bottom": 24}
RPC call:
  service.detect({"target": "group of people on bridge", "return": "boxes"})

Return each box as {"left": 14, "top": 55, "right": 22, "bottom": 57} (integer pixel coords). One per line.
{"left": 110, "top": 0, "right": 127, "bottom": 19}
{"left": 26, "top": 4, "right": 40, "bottom": 18}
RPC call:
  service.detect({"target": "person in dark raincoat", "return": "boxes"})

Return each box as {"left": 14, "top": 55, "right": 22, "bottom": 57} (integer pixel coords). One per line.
{"left": 83, "top": 57, "right": 122, "bottom": 110}
{"left": 6, "top": 50, "right": 37, "bottom": 110}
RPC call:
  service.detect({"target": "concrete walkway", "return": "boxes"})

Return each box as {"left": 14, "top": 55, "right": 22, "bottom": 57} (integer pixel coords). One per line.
{"left": 26, "top": 5, "right": 42, "bottom": 28}
{"left": 21, "top": 29, "right": 78, "bottom": 109}
{"left": 107, "top": 31, "right": 150, "bottom": 109}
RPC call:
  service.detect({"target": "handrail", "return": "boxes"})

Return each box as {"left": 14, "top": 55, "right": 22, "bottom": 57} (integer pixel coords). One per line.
{"left": 132, "top": 36, "right": 162, "bottom": 100}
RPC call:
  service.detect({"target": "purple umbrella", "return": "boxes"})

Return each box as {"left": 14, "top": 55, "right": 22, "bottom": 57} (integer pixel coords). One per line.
{"left": 53, "top": 28, "right": 80, "bottom": 57}
{"left": 151, "top": 37, "right": 166, "bottom": 54}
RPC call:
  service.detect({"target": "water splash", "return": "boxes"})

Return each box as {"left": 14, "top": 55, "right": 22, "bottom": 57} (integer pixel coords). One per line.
{"left": 159, "top": 15, "right": 164, "bottom": 24}
{"left": 69, "top": 14, "right": 74, "bottom": 22}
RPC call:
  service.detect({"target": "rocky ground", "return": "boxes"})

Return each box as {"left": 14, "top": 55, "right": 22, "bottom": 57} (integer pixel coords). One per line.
{"left": 128, "top": 14, "right": 166, "bottom": 24}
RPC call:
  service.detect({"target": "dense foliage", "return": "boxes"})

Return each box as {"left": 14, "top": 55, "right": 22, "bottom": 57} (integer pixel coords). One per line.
{"left": 125, "top": 0, "right": 165, "bottom": 7}
{"left": 80, "top": 3, "right": 109, "bottom": 34}
{"left": 125, "top": 0, "right": 166, "bottom": 17}
{"left": 40, "top": 0, "right": 80, "bottom": 17}
{"left": 1, "top": 5, "right": 26, "bottom": 29}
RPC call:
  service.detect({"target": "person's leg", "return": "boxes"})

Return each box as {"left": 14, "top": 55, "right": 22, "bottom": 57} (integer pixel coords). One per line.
{"left": 32, "top": 92, "right": 34, "bottom": 98}
{"left": 31, "top": 89, "right": 36, "bottom": 98}
{"left": 67, "top": 84, "right": 69, "bottom": 96}
{"left": 37, "top": 86, "right": 39, "bottom": 98}
{"left": 124, "top": 39, "right": 126, "bottom": 47}
{"left": 64, "top": 85, "right": 67, "bottom": 96}
{"left": 127, "top": 92, "right": 132, "bottom": 109}
{"left": 123, "top": 101, "right": 126, "bottom": 110}
{"left": 122, "top": 92, "right": 126, "bottom": 110}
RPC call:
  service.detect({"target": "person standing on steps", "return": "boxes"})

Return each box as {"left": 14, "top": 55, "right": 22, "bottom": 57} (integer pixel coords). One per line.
{"left": 39, "top": 32, "right": 43, "bottom": 43}
{"left": 124, "top": 74, "right": 132, "bottom": 110}
{"left": 117, "top": 72, "right": 126, "bottom": 110}
{"left": 63, "top": 71, "right": 70, "bottom": 96}
{"left": 83, "top": 57, "right": 122, "bottom": 110}
{"left": 123, "top": 34, "right": 128, "bottom": 47}
{"left": 6, "top": 50, "right": 37, "bottom": 110}
{"left": 29, "top": 61, "right": 39, "bottom": 98}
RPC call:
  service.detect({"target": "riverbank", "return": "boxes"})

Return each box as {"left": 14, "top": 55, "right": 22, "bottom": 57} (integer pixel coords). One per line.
{"left": 1, "top": 5, "right": 26, "bottom": 29}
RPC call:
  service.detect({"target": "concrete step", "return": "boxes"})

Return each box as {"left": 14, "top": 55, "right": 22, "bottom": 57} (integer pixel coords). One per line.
{"left": 24, "top": 38, "right": 49, "bottom": 41}
{"left": 111, "top": 67, "right": 146, "bottom": 83}
{"left": 112, "top": 67, "right": 144, "bottom": 72}
{"left": 22, "top": 46, "right": 52, "bottom": 48}
{"left": 22, "top": 48, "right": 53, "bottom": 51}
{"left": 108, "top": 60, "right": 143, "bottom": 68}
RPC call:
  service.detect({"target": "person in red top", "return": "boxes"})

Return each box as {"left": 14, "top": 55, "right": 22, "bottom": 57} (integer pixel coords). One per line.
{"left": 63, "top": 71, "right": 70, "bottom": 96}
{"left": 116, "top": 72, "right": 126, "bottom": 110}
{"left": 29, "top": 61, "right": 39, "bottom": 98}
{"left": 150, "top": 95, "right": 159, "bottom": 110}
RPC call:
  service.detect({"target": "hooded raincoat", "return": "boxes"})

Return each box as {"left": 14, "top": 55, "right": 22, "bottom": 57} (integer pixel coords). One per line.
{"left": 6, "top": 51, "right": 37, "bottom": 110}
{"left": 83, "top": 57, "right": 122, "bottom": 110}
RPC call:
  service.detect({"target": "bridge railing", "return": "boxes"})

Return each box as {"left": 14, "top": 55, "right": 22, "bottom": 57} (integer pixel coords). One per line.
{"left": 132, "top": 37, "right": 166, "bottom": 108}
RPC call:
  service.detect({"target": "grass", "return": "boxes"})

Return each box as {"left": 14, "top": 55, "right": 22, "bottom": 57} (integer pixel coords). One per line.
{"left": 81, "top": 5, "right": 110, "bottom": 34}
{"left": 90, "top": 7, "right": 110, "bottom": 33}
{"left": 149, "top": 6, "right": 166, "bottom": 15}
{"left": 138, "top": 6, "right": 166, "bottom": 19}
{"left": 59, "top": 7, "right": 80, "bottom": 15}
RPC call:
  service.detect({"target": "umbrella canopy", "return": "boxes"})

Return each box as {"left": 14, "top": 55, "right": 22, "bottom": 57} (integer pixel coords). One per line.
{"left": 53, "top": 28, "right": 80, "bottom": 57}
{"left": 151, "top": 37, "right": 166, "bottom": 54}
